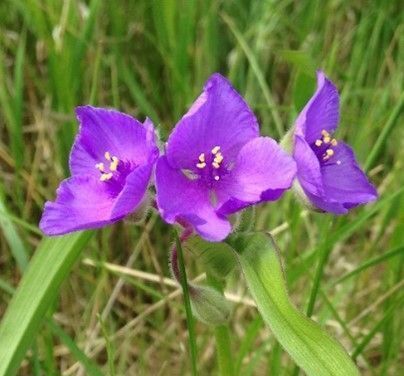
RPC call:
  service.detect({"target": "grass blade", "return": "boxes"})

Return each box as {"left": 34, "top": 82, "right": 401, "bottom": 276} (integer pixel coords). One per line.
{"left": 0, "top": 184, "right": 29, "bottom": 271}
{"left": 47, "top": 321, "right": 103, "bottom": 376}
{"left": 0, "top": 232, "right": 93, "bottom": 376}
{"left": 222, "top": 12, "right": 284, "bottom": 138}
{"left": 334, "top": 245, "right": 404, "bottom": 285}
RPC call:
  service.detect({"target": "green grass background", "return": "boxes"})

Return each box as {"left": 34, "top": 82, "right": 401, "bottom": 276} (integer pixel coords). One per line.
{"left": 0, "top": 0, "right": 403, "bottom": 374}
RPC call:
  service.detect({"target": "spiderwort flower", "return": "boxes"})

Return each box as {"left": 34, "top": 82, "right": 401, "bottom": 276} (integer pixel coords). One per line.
{"left": 40, "top": 106, "right": 159, "bottom": 235}
{"left": 290, "top": 71, "right": 377, "bottom": 214}
{"left": 155, "top": 73, "right": 296, "bottom": 241}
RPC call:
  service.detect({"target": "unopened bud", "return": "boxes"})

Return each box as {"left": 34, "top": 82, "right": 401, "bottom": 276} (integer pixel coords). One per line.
{"left": 189, "top": 285, "right": 231, "bottom": 326}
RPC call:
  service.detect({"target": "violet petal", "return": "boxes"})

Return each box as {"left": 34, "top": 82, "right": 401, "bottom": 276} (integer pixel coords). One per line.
{"left": 166, "top": 73, "right": 259, "bottom": 170}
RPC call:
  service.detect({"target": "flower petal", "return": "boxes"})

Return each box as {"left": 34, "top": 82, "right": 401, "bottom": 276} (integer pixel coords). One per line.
{"left": 293, "top": 135, "right": 324, "bottom": 198}
{"left": 40, "top": 176, "right": 121, "bottom": 235}
{"left": 218, "top": 137, "right": 296, "bottom": 205}
{"left": 295, "top": 70, "right": 339, "bottom": 144}
{"left": 303, "top": 189, "right": 348, "bottom": 214}
{"left": 111, "top": 163, "right": 154, "bottom": 218}
{"left": 70, "top": 106, "right": 158, "bottom": 176}
{"left": 321, "top": 142, "right": 378, "bottom": 207}
{"left": 155, "top": 156, "right": 231, "bottom": 241}
{"left": 166, "top": 73, "right": 259, "bottom": 170}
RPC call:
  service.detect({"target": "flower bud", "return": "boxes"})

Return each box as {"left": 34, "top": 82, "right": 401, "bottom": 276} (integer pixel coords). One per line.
{"left": 279, "top": 127, "right": 294, "bottom": 154}
{"left": 124, "top": 193, "right": 152, "bottom": 224}
{"left": 189, "top": 285, "right": 232, "bottom": 326}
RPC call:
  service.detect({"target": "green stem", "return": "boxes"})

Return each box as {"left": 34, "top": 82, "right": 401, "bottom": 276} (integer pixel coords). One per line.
{"left": 174, "top": 231, "right": 198, "bottom": 376}
{"left": 207, "top": 273, "right": 235, "bottom": 376}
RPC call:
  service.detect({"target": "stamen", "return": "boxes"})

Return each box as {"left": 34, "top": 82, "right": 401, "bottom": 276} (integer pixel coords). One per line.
{"left": 214, "top": 176, "right": 220, "bottom": 181}
{"left": 321, "top": 130, "right": 330, "bottom": 137}
{"left": 323, "top": 136, "right": 331, "bottom": 143}
{"left": 109, "top": 156, "right": 119, "bottom": 171}
{"left": 331, "top": 139, "right": 338, "bottom": 146}
{"left": 100, "top": 173, "right": 113, "bottom": 181}
{"left": 315, "top": 139, "right": 323, "bottom": 147}
{"left": 196, "top": 162, "right": 206, "bottom": 169}
{"left": 104, "top": 151, "right": 111, "bottom": 161}
{"left": 211, "top": 146, "right": 221, "bottom": 155}
{"left": 95, "top": 162, "right": 105, "bottom": 172}
{"left": 212, "top": 162, "right": 220, "bottom": 169}
{"left": 198, "top": 153, "right": 205, "bottom": 162}
{"left": 214, "top": 152, "right": 223, "bottom": 163}
{"left": 323, "top": 148, "right": 335, "bottom": 161}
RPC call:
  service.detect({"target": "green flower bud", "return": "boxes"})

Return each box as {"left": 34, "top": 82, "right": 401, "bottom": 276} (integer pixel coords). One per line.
{"left": 279, "top": 127, "right": 294, "bottom": 154}
{"left": 189, "top": 285, "right": 232, "bottom": 326}
{"left": 280, "top": 126, "right": 324, "bottom": 212}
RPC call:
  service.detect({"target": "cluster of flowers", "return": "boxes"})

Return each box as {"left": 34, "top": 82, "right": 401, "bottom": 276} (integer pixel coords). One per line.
{"left": 40, "top": 72, "right": 377, "bottom": 241}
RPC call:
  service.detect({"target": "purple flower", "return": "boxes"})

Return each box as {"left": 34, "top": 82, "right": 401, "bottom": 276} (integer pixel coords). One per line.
{"left": 40, "top": 106, "right": 159, "bottom": 235}
{"left": 155, "top": 73, "right": 296, "bottom": 241}
{"left": 291, "top": 71, "right": 377, "bottom": 214}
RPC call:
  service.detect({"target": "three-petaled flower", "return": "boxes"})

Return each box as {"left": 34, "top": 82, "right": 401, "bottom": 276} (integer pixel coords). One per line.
{"left": 291, "top": 71, "right": 377, "bottom": 214}
{"left": 40, "top": 106, "right": 159, "bottom": 235}
{"left": 155, "top": 73, "right": 296, "bottom": 241}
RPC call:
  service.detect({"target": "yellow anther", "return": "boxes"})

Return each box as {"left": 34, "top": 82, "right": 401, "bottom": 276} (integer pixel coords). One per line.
{"left": 212, "top": 162, "right": 220, "bottom": 169}
{"left": 100, "top": 173, "right": 113, "bottom": 182}
{"left": 198, "top": 153, "right": 205, "bottom": 162}
{"left": 214, "top": 152, "right": 224, "bottom": 163}
{"left": 323, "top": 136, "right": 331, "bottom": 143}
{"left": 326, "top": 149, "right": 334, "bottom": 156}
{"left": 196, "top": 162, "right": 206, "bottom": 169}
{"left": 109, "top": 156, "right": 119, "bottom": 172}
{"left": 331, "top": 139, "right": 338, "bottom": 146}
{"left": 214, "top": 176, "right": 220, "bottom": 181}
{"left": 321, "top": 130, "right": 330, "bottom": 137}
{"left": 104, "top": 151, "right": 111, "bottom": 161}
{"left": 211, "top": 146, "right": 221, "bottom": 155}
{"left": 95, "top": 162, "right": 105, "bottom": 172}
{"left": 315, "top": 139, "right": 323, "bottom": 147}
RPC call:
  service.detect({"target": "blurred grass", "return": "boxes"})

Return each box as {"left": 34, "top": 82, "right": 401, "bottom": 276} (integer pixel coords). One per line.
{"left": 0, "top": 0, "right": 403, "bottom": 374}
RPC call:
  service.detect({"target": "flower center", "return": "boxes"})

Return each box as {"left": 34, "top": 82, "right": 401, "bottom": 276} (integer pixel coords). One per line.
{"left": 312, "top": 130, "right": 341, "bottom": 165}
{"left": 95, "top": 151, "right": 120, "bottom": 181}
{"left": 195, "top": 145, "right": 225, "bottom": 182}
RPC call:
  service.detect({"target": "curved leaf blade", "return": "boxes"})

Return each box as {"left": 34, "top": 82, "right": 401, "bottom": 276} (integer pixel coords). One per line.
{"left": 231, "top": 232, "right": 359, "bottom": 376}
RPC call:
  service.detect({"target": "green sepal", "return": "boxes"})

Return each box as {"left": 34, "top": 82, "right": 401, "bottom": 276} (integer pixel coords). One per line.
{"left": 183, "top": 236, "right": 237, "bottom": 279}
{"left": 189, "top": 284, "right": 232, "bottom": 326}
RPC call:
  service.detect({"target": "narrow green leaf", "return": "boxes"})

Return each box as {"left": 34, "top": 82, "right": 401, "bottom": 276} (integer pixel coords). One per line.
{"left": 0, "top": 184, "right": 29, "bottom": 271}
{"left": 0, "top": 232, "right": 93, "bottom": 376}
{"left": 231, "top": 232, "right": 359, "bottom": 376}
{"left": 364, "top": 91, "right": 404, "bottom": 172}
{"left": 222, "top": 12, "right": 284, "bottom": 138}
{"left": 280, "top": 50, "right": 317, "bottom": 76}
{"left": 11, "top": 29, "right": 26, "bottom": 169}
{"left": 47, "top": 321, "right": 103, "bottom": 376}
{"left": 334, "top": 245, "right": 404, "bottom": 285}
{"left": 0, "top": 278, "right": 14, "bottom": 295}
